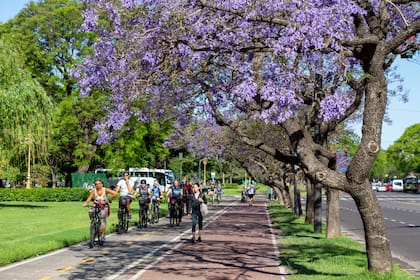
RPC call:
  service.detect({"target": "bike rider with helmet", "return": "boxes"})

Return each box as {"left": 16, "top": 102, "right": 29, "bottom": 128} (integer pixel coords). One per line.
{"left": 115, "top": 172, "right": 134, "bottom": 219}
{"left": 134, "top": 179, "right": 151, "bottom": 228}
{"left": 166, "top": 179, "right": 184, "bottom": 224}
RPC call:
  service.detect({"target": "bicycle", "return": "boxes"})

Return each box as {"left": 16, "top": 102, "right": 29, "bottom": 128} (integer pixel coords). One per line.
{"left": 169, "top": 198, "right": 182, "bottom": 227}
{"left": 138, "top": 198, "right": 149, "bottom": 229}
{"left": 117, "top": 196, "right": 129, "bottom": 234}
{"left": 150, "top": 198, "right": 160, "bottom": 224}
{"left": 89, "top": 202, "right": 102, "bottom": 248}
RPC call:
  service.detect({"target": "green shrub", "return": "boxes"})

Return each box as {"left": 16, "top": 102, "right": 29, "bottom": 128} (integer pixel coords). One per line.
{"left": 0, "top": 188, "right": 89, "bottom": 202}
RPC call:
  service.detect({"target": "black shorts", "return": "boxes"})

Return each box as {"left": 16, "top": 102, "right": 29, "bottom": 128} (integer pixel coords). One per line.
{"left": 119, "top": 195, "right": 133, "bottom": 207}
{"left": 247, "top": 194, "right": 254, "bottom": 199}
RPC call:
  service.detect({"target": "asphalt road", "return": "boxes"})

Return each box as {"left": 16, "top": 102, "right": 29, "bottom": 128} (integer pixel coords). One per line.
{"left": 338, "top": 191, "right": 420, "bottom": 276}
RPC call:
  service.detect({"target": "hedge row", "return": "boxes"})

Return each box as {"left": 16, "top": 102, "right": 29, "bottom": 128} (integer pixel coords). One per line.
{"left": 0, "top": 188, "right": 90, "bottom": 202}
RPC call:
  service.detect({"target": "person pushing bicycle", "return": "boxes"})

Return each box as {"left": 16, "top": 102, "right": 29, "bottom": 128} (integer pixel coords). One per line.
{"left": 83, "top": 178, "right": 117, "bottom": 242}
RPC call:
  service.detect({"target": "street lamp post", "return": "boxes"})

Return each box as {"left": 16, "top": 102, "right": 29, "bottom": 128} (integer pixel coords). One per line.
{"left": 203, "top": 159, "right": 208, "bottom": 186}
{"left": 198, "top": 158, "right": 204, "bottom": 184}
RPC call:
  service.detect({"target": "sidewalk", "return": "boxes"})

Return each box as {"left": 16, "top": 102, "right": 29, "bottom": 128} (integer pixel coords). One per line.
{"left": 134, "top": 196, "right": 287, "bottom": 280}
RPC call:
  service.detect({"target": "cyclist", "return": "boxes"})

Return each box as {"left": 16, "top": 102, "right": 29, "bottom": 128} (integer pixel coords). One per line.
{"left": 82, "top": 178, "right": 117, "bottom": 242}
{"left": 166, "top": 179, "right": 184, "bottom": 224}
{"left": 134, "top": 179, "right": 151, "bottom": 228}
{"left": 182, "top": 179, "right": 192, "bottom": 216}
{"left": 115, "top": 172, "right": 134, "bottom": 219}
{"left": 151, "top": 179, "right": 162, "bottom": 221}
{"left": 208, "top": 182, "right": 215, "bottom": 205}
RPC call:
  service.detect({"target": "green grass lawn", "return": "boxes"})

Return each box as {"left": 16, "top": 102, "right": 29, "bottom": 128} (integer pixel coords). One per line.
{"left": 269, "top": 202, "right": 420, "bottom": 280}
{"left": 0, "top": 200, "right": 167, "bottom": 266}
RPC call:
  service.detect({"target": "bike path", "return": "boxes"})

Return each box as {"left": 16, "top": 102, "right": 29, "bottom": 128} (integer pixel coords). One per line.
{"left": 119, "top": 196, "right": 287, "bottom": 280}
{"left": 0, "top": 196, "right": 286, "bottom": 280}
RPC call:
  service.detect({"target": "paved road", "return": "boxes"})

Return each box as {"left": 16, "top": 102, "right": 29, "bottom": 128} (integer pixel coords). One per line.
{"left": 339, "top": 191, "right": 420, "bottom": 276}
{"left": 0, "top": 195, "right": 286, "bottom": 280}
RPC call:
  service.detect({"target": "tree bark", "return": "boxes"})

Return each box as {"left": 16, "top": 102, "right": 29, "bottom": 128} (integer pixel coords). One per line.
{"left": 293, "top": 172, "right": 302, "bottom": 216}
{"left": 313, "top": 182, "right": 322, "bottom": 233}
{"left": 350, "top": 186, "right": 392, "bottom": 272}
{"left": 280, "top": 176, "right": 292, "bottom": 209}
{"left": 305, "top": 176, "right": 314, "bottom": 224}
{"left": 326, "top": 189, "right": 340, "bottom": 238}
{"left": 273, "top": 187, "right": 284, "bottom": 204}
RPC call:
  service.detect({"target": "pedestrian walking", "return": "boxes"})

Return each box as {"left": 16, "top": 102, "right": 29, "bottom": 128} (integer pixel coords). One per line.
{"left": 216, "top": 182, "right": 223, "bottom": 203}
{"left": 190, "top": 183, "right": 207, "bottom": 243}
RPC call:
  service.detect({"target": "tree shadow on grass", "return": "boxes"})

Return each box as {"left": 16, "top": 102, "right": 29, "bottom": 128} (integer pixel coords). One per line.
{"left": 0, "top": 203, "right": 49, "bottom": 208}
{"left": 270, "top": 204, "right": 367, "bottom": 277}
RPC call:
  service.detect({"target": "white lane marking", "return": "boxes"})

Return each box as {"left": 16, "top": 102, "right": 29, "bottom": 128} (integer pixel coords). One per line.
{"left": 0, "top": 247, "right": 71, "bottom": 273}
{"left": 106, "top": 201, "right": 237, "bottom": 280}
{"left": 265, "top": 203, "right": 287, "bottom": 280}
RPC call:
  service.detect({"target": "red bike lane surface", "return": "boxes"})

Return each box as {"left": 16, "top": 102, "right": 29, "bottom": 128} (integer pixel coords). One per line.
{"left": 129, "top": 199, "right": 287, "bottom": 280}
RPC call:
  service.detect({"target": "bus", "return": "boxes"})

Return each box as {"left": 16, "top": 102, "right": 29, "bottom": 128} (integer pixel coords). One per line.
{"left": 127, "top": 167, "right": 174, "bottom": 192}
{"left": 95, "top": 167, "right": 174, "bottom": 192}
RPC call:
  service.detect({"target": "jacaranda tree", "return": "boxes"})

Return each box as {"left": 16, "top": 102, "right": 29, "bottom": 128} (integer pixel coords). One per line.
{"left": 74, "top": 0, "right": 419, "bottom": 273}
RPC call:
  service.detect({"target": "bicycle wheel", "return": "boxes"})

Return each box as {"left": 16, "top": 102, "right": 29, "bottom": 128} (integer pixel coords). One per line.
{"left": 152, "top": 202, "right": 159, "bottom": 224}
{"left": 95, "top": 213, "right": 102, "bottom": 246}
{"left": 118, "top": 208, "right": 123, "bottom": 233}
{"left": 90, "top": 207, "right": 101, "bottom": 248}
{"left": 89, "top": 221, "right": 95, "bottom": 248}
{"left": 142, "top": 205, "right": 148, "bottom": 228}
{"left": 122, "top": 208, "right": 129, "bottom": 232}
{"left": 176, "top": 203, "right": 181, "bottom": 226}
{"left": 169, "top": 203, "right": 175, "bottom": 227}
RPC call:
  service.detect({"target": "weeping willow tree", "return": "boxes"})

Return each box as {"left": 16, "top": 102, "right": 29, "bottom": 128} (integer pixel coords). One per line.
{"left": 0, "top": 39, "right": 53, "bottom": 188}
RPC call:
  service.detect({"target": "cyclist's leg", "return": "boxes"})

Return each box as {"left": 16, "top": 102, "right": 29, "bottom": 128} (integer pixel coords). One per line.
{"left": 197, "top": 211, "right": 203, "bottom": 241}
{"left": 139, "top": 203, "right": 143, "bottom": 227}
{"left": 191, "top": 211, "right": 197, "bottom": 242}
{"left": 152, "top": 200, "right": 157, "bottom": 222}
{"left": 100, "top": 207, "right": 107, "bottom": 237}
{"left": 178, "top": 199, "right": 182, "bottom": 224}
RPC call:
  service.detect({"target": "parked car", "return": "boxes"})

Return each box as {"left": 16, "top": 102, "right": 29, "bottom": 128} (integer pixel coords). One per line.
{"left": 403, "top": 176, "right": 418, "bottom": 193}
{"left": 391, "top": 179, "right": 404, "bottom": 191}
{"left": 371, "top": 182, "right": 381, "bottom": 191}
{"left": 377, "top": 183, "right": 392, "bottom": 192}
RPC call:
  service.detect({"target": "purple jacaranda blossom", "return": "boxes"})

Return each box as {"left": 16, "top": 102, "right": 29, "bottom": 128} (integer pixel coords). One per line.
{"left": 75, "top": 0, "right": 416, "bottom": 143}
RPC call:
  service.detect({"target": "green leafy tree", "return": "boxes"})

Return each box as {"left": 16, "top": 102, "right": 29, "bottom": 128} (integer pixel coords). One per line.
{"left": 96, "top": 120, "right": 172, "bottom": 171}
{"left": 0, "top": 39, "right": 53, "bottom": 187}
{"left": 369, "top": 150, "right": 393, "bottom": 180}
{"left": 0, "top": 0, "right": 89, "bottom": 102}
{"left": 0, "top": 0, "right": 103, "bottom": 185}
{"left": 387, "top": 123, "right": 420, "bottom": 176}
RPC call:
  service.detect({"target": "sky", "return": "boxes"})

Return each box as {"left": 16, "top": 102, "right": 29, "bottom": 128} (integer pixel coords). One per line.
{"left": 1, "top": 1, "right": 419, "bottom": 150}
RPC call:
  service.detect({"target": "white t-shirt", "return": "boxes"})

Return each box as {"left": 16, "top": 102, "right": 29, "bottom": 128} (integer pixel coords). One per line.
{"left": 117, "top": 179, "right": 133, "bottom": 197}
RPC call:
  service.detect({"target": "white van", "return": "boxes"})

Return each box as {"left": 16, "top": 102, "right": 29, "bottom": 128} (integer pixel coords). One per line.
{"left": 391, "top": 179, "right": 403, "bottom": 191}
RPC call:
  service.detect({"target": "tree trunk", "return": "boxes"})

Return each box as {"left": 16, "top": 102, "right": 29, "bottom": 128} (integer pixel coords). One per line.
{"left": 280, "top": 177, "right": 292, "bottom": 209}
{"left": 314, "top": 182, "right": 322, "bottom": 233}
{"left": 293, "top": 172, "right": 302, "bottom": 216}
{"left": 273, "top": 186, "right": 284, "bottom": 205}
{"left": 305, "top": 176, "right": 314, "bottom": 224}
{"left": 326, "top": 189, "right": 340, "bottom": 238}
{"left": 350, "top": 186, "right": 392, "bottom": 272}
